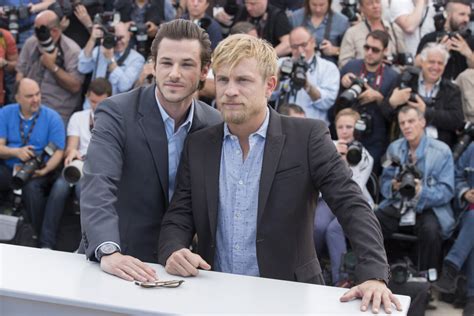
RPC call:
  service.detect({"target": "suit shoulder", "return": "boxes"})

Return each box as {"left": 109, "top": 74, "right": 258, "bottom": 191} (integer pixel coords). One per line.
{"left": 196, "top": 101, "right": 222, "bottom": 125}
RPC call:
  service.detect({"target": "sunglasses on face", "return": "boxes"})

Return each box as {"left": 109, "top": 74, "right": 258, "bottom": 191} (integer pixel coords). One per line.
{"left": 363, "top": 44, "right": 382, "bottom": 54}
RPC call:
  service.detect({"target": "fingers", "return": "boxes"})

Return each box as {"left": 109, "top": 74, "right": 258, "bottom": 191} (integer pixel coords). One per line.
{"left": 339, "top": 287, "right": 359, "bottom": 302}
{"left": 369, "top": 290, "right": 382, "bottom": 313}
{"left": 381, "top": 291, "right": 393, "bottom": 314}
{"left": 100, "top": 253, "right": 157, "bottom": 282}
{"left": 165, "top": 249, "right": 210, "bottom": 277}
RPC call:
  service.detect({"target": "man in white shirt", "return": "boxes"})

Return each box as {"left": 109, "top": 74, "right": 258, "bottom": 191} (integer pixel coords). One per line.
{"left": 39, "top": 78, "right": 112, "bottom": 250}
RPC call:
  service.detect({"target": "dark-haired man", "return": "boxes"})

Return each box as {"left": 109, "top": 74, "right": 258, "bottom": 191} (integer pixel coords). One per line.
{"left": 80, "top": 19, "right": 222, "bottom": 282}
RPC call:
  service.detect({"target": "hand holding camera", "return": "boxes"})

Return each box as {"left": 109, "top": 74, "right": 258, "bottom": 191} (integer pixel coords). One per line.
{"left": 463, "top": 189, "right": 474, "bottom": 204}
{"left": 341, "top": 73, "right": 356, "bottom": 89}
{"left": 14, "top": 145, "right": 35, "bottom": 162}
{"left": 64, "top": 148, "right": 82, "bottom": 166}
{"left": 74, "top": 4, "right": 93, "bottom": 29}
{"left": 319, "top": 40, "right": 337, "bottom": 57}
{"left": 39, "top": 47, "right": 58, "bottom": 71}
{"left": 449, "top": 33, "right": 473, "bottom": 58}
{"left": 145, "top": 21, "right": 158, "bottom": 38}
{"left": 358, "top": 83, "right": 383, "bottom": 105}
{"left": 336, "top": 140, "right": 349, "bottom": 158}
{"left": 389, "top": 87, "right": 412, "bottom": 109}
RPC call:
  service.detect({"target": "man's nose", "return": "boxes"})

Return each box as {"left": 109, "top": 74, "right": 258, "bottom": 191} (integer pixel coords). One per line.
{"left": 169, "top": 63, "right": 181, "bottom": 79}
{"left": 224, "top": 80, "right": 238, "bottom": 96}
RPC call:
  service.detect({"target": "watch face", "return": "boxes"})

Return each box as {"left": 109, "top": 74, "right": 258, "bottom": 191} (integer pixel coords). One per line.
{"left": 101, "top": 244, "right": 118, "bottom": 255}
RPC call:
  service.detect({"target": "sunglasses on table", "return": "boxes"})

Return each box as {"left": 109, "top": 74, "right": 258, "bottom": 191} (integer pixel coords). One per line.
{"left": 134, "top": 280, "right": 184, "bottom": 288}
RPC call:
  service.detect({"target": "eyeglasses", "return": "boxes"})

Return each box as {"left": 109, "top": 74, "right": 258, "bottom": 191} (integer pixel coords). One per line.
{"left": 134, "top": 280, "right": 185, "bottom": 288}
{"left": 290, "top": 37, "right": 313, "bottom": 50}
{"left": 363, "top": 44, "right": 382, "bottom": 54}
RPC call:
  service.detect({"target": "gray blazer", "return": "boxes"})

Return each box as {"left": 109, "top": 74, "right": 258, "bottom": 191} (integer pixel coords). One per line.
{"left": 159, "top": 108, "right": 390, "bottom": 284}
{"left": 80, "top": 85, "right": 222, "bottom": 263}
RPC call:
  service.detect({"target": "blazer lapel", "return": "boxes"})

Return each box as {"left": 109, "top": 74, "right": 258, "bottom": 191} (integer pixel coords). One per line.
{"left": 204, "top": 123, "right": 224, "bottom": 241}
{"left": 137, "top": 85, "right": 169, "bottom": 205}
{"left": 257, "top": 109, "right": 285, "bottom": 226}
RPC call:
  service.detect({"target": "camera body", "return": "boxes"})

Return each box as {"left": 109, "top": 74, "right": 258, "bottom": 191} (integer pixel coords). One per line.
{"left": 339, "top": 77, "right": 367, "bottom": 107}
{"left": 391, "top": 257, "right": 437, "bottom": 284}
{"left": 399, "top": 66, "right": 420, "bottom": 103}
{"left": 279, "top": 55, "right": 309, "bottom": 91}
{"left": 391, "top": 52, "right": 414, "bottom": 66}
{"left": 387, "top": 156, "right": 423, "bottom": 200}
{"left": 453, "top": 121, "right": 474, "bottom": 161}
{"left": 129, "top": 22, "right": 148, "bottom": 57}
{"left": 11, "top": 142, "right": 58, "bottom": 190}
{"left": 1, "top": 5, "right": 30, "bottom": 41}
{"left": 340, "top": 0, "right": 358, "bottom": 22}
{"left": 94, "top": 12, "right": 118, "bottom": 49}
{"left": 346, "top": 140, "right": 363, "bottom": 166}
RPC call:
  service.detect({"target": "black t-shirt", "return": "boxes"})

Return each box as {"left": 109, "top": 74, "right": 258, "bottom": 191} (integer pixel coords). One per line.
{"left": 417, "top": 31, "right": 474, "bottom": 81}
{"left": 236, "top": 4, "right": 292, "bottom": 47}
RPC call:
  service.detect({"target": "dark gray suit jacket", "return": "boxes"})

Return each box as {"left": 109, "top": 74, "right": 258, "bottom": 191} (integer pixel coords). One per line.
{"left": 159, "top": 108, "right": 390, "bottom": 284}
{"left": 80, "top": 85, "right": 222, "bottom": 263}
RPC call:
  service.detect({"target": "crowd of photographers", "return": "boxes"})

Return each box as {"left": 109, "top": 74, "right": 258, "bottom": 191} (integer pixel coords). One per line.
{"left": 0, "top": 0, "right": 473, "bottom": 315}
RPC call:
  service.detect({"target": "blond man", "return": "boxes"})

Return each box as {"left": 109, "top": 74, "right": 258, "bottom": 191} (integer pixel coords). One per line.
{"left": 159, "top": 34, "right": 402, "bottom": 314}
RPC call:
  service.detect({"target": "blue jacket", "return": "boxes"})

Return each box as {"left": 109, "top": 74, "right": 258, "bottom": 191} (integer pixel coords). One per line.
{"left": 455, "top": 142, "right": 474, "bottom": 211}
{"left": 378, "top": 134, "right": 455, "bottom": 239}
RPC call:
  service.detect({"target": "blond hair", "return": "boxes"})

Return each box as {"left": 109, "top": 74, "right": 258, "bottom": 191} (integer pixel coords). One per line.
{"left": 211, "top": 34, "right": 278, "bottom": 80}
{"left": 335, "top": 108, "right": 361, "bottom": 124}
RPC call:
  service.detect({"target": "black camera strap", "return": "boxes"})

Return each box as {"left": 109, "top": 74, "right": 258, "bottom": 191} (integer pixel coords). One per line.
{"left": 105, "top": 45, "right": 131, "bottom": 79}
{"left": 19, "top": 110, "right": 40, "bottom": 146}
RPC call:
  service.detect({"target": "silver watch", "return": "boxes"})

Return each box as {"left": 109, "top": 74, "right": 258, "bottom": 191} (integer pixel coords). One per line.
{"left": 97, "top": 243, "right": 120, "bottom": 262}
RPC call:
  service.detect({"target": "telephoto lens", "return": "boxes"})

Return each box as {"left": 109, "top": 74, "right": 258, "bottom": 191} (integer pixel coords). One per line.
{"left": 62, "top": 159, "right": 84, "bottom": 184}
{"left": 35, "top": 25, "right": 56, "bottom": 53}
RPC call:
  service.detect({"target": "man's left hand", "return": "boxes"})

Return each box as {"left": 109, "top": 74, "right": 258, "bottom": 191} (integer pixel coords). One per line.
{"left": 33, "top": 167, "right": 49, "bottom": 178}
{"left": 450, "top": 34, "right": 473, "bottom": 58}
{"left": 359, "top": 84, "right": 383, "bottom": 105}
{"left": 407, "top": 94, "right": 426, "bottom": 113}
{"left": 40, "top": 48, "right": 58, "bottom": 71}
{"left": 340, "top": 280, "right": 402, "bottom": 314}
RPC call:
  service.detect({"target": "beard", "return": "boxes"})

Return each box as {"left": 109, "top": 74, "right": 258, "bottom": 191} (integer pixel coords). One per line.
{"left": 155, "top": 80, "right": 198, "bottom": 105}
{"left": 449, "top": 18, "right": 468, "bottom": 32}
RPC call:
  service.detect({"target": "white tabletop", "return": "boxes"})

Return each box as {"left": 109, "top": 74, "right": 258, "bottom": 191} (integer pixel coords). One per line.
{"left": 0, "top": 244, "right": 410, "bottom": 315}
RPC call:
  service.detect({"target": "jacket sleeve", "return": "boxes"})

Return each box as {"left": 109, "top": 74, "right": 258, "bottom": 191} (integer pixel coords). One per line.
{"left": 80, "top": 99, "right": 126, "bottom": 260}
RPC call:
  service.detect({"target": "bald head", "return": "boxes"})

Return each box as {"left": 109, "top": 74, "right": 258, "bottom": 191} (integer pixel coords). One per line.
{"left": 15, "top": 78, "right": 41, "bottom": 117}
{"left": 35, "top": 10, "right": 60, "bottom": 29}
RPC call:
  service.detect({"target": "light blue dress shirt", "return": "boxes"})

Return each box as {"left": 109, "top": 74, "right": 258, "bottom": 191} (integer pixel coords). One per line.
{"left": 78, "top": 47, "right": 145, "bottom": 95}
{"left": 214, "top": 109, "right": 270, "bottom": 276}
{"left": 155, "top": 90, "right": 195, "bottom": 200}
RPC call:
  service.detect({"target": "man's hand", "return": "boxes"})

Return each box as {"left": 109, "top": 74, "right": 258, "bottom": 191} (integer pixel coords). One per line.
{"left": 102, "top": 46, "right": 114, "bottom": 61}
{"left": 165, "top": 248, "right": 211, "bottom": 277}
{"left": 40, "top": 48, "right": 58, "bottom": 72}
{"left": 391, "top": 179, "right": 401, "bottom": 192}
{"left": 340, "top": 280, "right": 402, "bottom": 314}
{"left": 33, "top": 166, "right": 49, "bottom": 178}
{"left": 335, "top": 141, "right": 348, "bottom": 161}
{"left": 407, "top": 94, "right": 426, "bottom": 113}
{"left": 463, "top": 189, "right": 474, "bottom": 204}
{"left": 389, "top": 87, "right": 411, "bottom": 108}
{"left": 15, "top": 145, "right": 35, "bottom": 162}
{"left": 319, "top": 39, "right": 338, "bottom": 56}
{"left": 146, "top": 21, "right": 158, "bottom": 38}
{"left": 341, "top": 73, "right": 356, "bottom": 88}
{"left": 74, "top": 4, "right": 93, "bottom": 29}
{"left": 64, "top": 149, "right": 82, "bottom": 166}
{"left": 90, "top": 24, "right": 104, "bottom": 41}
{"left": 450, "top": 34, "right": 473, "bottom": 58}
{"left": 100, "top": 252, "right": 157, "bottom": 282}
{"left": 359, "top": 84, "right": 384, "bottom": 105}
{"left": 214, "top": 9, "right": 233, "bottom": 26}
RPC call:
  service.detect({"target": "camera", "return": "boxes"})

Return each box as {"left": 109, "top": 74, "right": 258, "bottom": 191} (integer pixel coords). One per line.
{"left": 129, "top": 22, "right": 148, "bottom": 57}
{"left": 35, "top": 25, "right": 56, "bottom": 53}
{"left": 399, "top": 66, "right": 420, "bottom": 103}
{"left": 62, "top": 159, "right": 84, "bottom": 184}
{"left": 340, "top": 0, "right": 358, "bottom": 23}
{"left": 453, "top": 121, "right": 474, "bottom": 161}
{"left": 93, "top": 13, "right": 118, "bottom": 49}
{"left": 11, "top": 142, "right": 58, "bottom": 190}
{"left": 338, "top": 77, "right": 367, "bottom": 107}
{"left": 1, "top": 5, "right": 30, "bottom": 42}
{"left": 346, "top": 140, "right": 363, "bottom": 166}
{"left": 391, "top": 53, "right": 414, "bottom": 66}
{"left": 385, "top": 155, "right": 423, "bottom": 200}
{"left": 391, "top": 257, "right": 437, "bottom": 284}
{"left": 279, "top": 55, "right": 309, "bottom": 91}
{"left": 433, "top": 0, "right": 446, "bottom": 32}
{"left": 194, "top": 17, "right": 212, "bottom": 31}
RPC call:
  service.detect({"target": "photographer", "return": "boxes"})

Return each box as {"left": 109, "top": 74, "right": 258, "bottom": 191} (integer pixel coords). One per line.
{"left": 338, "top": 30, "right": 399, "bottom": 173}
{"left": 39, "top": 78, "right": 111, "bottom": 250}
{"left": 0, "top": 28, "right": 18, "bottom": 106}
{"left": 314, "top": 108, "right": 374, "bottom": 285}
{"left": 78, "top": 21, "right": 145, "bottom": 95}
{"left": 276, "top": 26, "right": 339, "bottom": 125}
{"left": 16, "top": 10, "right": 84, "bottom": 124}
{"left": 388, "top": 43, "right": 464, "bottom": 148}
{"left": 182, "top": 0, "right": 222, "bottom": 50}
{"left": 416, "top": 0, "right": 474, "bottom": 80}
{"left": 433, "top": 142, "right": 474, "bottom": 316}
{"left": 339, "top": 0, "right": 407, "bottom": 68}
{"left": 0, "top": 78, "right": 65, "bottom": 237}
{"left": 290, "top": 0, "right": 350, "bottom": 64}
{"left": 376, "top": 105, "right": 455, "bottom": 272}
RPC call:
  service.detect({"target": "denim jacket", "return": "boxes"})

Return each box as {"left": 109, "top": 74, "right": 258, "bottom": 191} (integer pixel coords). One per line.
{"left": 455, "top": 142, "right": 474, "bottom": 211}
{"left": 378, "top": 134, "right": 455, "bottom": 239}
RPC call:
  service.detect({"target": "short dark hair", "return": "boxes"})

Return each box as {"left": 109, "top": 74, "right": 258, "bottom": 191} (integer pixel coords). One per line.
{"left": 366, "top": 30, "right": 390, "bottom": 49}
{"left": 230, "top": 21, "right": 257, "bottom": 35}
{"left": 150, "top": 19, "right": 211, "bottom": 90}
{"left": 278, "top": 103, "right": 305, "bottom": 116}
{"left": 304, "top": 0, "right": 332, "bottom": 17}
{"left": 87, "top": 78, "right": 112, "bottom": 97}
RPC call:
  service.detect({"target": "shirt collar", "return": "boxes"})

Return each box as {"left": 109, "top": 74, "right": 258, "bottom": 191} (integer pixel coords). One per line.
{"left": 223, "top": 107, "right": 270, "bottom": 140}
{"left": 418, "top": 73, "right": 442, "bottom": 89}
{"left": 18, "top": 105, "right": 40, "bottom": 121}
{"left": 154, "top": 86, "right": 194, "bottom": 133}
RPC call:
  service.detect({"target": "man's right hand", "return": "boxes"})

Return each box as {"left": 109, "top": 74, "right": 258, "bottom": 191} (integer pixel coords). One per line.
{"left": 15, "top": 145, "right": 35, "bottom": 162}
{"left": 165, "top": 248, "right": 211, "bottom": 277}
{"left": 391, "top": 179, "right": 401, "bottom": 192}
{"left": 389, "top": 87, "right": 411, "bottom": 108}
{"left": 463, "top": 189, "right": 474, "bottom": 204}
{"left": 90, "top": 24, "right": 104, "bottom": 42}
{"left": 341, "top": 73, "right": 356, "bottom": 89}
{"left": 64, "top": 149, "right": 82, "bottom": 166}
{"left": 100, "top": 252, "right": 157, "bottom": 282}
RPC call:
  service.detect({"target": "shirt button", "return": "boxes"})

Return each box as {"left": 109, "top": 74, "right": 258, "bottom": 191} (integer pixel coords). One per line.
{"left": 235, "top": 245, "right": 240, "bottom": 250}
{"left": 235, "top": 212, "right": 240, "bottom": 218}
{"left": 238, "top": 180, "right": 243, "bottom": 185}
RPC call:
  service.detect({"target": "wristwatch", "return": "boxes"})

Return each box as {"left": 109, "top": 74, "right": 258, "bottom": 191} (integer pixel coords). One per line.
{"left": 97, "top": 243, "right": 120, "bottom": 262}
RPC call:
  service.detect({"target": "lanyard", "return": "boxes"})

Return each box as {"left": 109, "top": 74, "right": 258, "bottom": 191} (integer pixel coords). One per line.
{"left": 360, "top": 63, "right": 384, "bottom": 90}
{"left": 19, "top": 110, "right": 40, "bottom": 146}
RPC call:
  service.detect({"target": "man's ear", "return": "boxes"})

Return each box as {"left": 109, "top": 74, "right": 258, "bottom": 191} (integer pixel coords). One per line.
{"left": 200, "top": 64, "right": 210, "bottom": 81}
{"left": 265, "top": 75, "right": 277, "bottom": 99}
